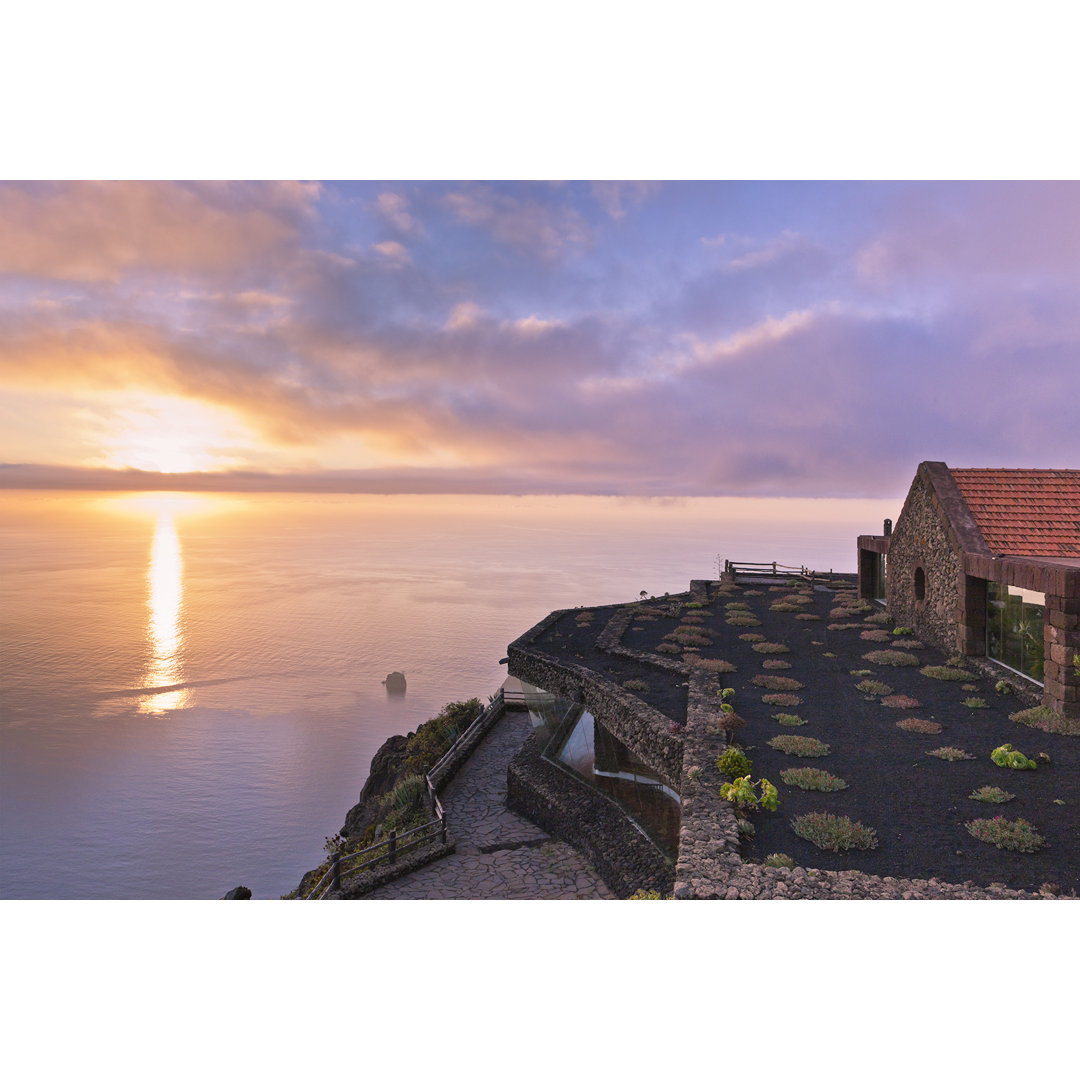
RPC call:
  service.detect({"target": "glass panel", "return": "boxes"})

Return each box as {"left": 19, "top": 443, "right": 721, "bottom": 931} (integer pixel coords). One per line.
{"left": 985, "top": 581, "right": 1045, "bottom": 684}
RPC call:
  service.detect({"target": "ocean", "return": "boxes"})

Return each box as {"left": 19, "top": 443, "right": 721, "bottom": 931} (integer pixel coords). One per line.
{"left": 0, "top": 490, "right": 898, "bottom": 899}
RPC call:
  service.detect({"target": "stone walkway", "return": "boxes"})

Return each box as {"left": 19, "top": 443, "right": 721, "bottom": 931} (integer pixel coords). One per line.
{"left": 362, "top": 709, "right": 614, "bottom": 899}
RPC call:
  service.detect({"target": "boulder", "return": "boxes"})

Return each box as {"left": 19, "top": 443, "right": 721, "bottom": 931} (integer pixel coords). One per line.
{"left": 222, "top": 885, "right": 252, "bottom": 899}
{"left": 382, "top": 671, "right": 407, "bottom": 695}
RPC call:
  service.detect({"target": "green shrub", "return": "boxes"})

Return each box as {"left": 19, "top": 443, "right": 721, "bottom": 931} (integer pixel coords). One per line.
{"left": 752, "top": 642, "right": 790, "bottom": 654}
{"left": 920, "top": 665, "right": 970, "bottom": 681}
{"left": 965, "top": 817, "right": 1045, "bottom": 853}
{"left": 768, "top": 735, "right": 829, "bottom": 757}
{"left": 969, "top": 786, "right": 1015, "bottom": 804}
{"left": 628, "top": 889, "right": 663, "bottom": 899}
{"left": 739, "top": 633, "right": 766, "bottom": 642}
{"left": 991, "top": 743, "right": 1037, "bottom": 770}
{"left": 860, "top": 629, "right": 892, "bottom": 642}
{"left": 849, "top": 669, "right": 873, "bottom": 677}
{"left": 895, "top": 717, "right": 942, "bottom": 734}
{"left": 926, "top": 746, "right": 974, "bottom": 761}
{"left": 401, "top": 698, "right": 481, "bottom": 776}
{"left": 791, "top": 813, "right": 877, "bottom": 851}
{"left": 1010, "top": 705, "right": 1080, "bottom": 736}
{"left": 994, "top": 679, "right": 1014, "bottom": 694}
{"left": 762, "top": 692, "right": 802, "bottom": 707}
{"left": 774, "top": 712, "right": 806, "bottom": 726}
{"left": 717, "top": 747, "right": 753, "bottom": 779}
{"left": 726, "top": 615, "right": 761, "bottom": 627}
{"left": 736, "top": 818, "right": 756, "bottom": 838}
{"left": 622, "top": 677, "right": 649, "bottom": 692}
{"left": 780, "top": 767, "right": 847, "bottom": 791}
{"left": 963, "top": 697, "right": 989, "bottom": 709}
{"left": 752, "top": 674, "right": 804, "bottom": 692}
{"left": 855, "top": 679, "right": 892, "bottom": 696}
{"left": 726, "top": 601, "right": 751, "bottom": 611}
{"left": 862, "top": 650, "right": 920, "bottom": 667}
{"left": 864, "top": 611, "right": 891, "bottom": 626}
{"left": 383, "top": 774, "right": 427, "bottom": 814}
{"left": 720, "top": 775, "right": 779, "bottom": 812}
{"left": 763, "top": 853, "right": 795, "bottom": 868}
{"left": 770, "top": 601, "right": 802, "bottom": 612}
{"left": 892, "top": 626, "right": 913, "bottom": 636}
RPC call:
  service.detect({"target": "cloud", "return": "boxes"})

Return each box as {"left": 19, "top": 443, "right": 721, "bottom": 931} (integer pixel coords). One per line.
{"left": 589, "top": 181, "right": 661, "bottom": 221}
{"left": 0, "top": 181, "right": 321, "bottom": 282}
{"left": 442, "top": 184, "right": 591, "bottom": 259}
{"left": 375, "top": 191, "right": 423, "bottom": 235}
{"left": 371, "top": 240, "right": 411, "bottom": 265}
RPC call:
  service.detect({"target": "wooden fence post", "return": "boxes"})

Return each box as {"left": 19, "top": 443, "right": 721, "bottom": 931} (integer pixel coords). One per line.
{"left": 441, "top": 811, "right": 448, "bottom": 845}
{"left": 388, "top": 830, "right": 397, "bottom": 865}
{"left": 331, "top": 852, "right": 340, "bottom": 891}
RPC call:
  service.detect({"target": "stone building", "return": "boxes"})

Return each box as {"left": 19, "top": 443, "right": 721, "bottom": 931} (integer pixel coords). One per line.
{"left": 857, "top": 461, "right": 1080, "bottom": 719}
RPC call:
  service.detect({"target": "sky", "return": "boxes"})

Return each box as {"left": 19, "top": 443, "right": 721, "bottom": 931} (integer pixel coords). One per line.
{"left": 2, "top": 179, "right": 1078, "bottom": 499}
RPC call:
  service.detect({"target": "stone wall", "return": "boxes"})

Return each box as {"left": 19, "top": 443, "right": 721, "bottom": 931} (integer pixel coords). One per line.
{"left": 507, "top": 616, "right": 684, "bottom": 790}
{"left": 506, "top": 731, "right": 673, "bottom": 898}
{"left": 886, "top": 467, "right": 964, "bottom": 653}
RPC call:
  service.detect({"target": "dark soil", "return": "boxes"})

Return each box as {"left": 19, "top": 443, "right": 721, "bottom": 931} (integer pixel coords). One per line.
{"left": 530, "top": 584, "right": 1080, "bottom": 895}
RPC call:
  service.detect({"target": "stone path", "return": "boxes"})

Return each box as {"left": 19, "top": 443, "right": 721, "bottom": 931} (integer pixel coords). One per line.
{"left": 362, "top": 709, "right": 614, "bottom": 899}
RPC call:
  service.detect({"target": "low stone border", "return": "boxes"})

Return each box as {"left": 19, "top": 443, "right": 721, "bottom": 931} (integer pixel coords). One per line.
{"left": 506, "top": 731, "right": 674, "bottom": 898}
{"left": 334, "top": 836, "right": 457, "bottom": 900}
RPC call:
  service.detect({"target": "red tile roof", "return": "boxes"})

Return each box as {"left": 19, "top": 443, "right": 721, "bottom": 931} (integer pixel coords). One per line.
{"left": 949, "top": 468, "right": 1080, "bottom": 558}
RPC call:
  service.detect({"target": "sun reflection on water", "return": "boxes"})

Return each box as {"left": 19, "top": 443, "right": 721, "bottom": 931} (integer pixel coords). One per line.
{"left": 142, "top": 510, "right": 189, "bottom": 713}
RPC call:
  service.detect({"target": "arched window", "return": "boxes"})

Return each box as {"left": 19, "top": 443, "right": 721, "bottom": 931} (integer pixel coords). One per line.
{"left": 914, "top": 566, "right": 926, "bottom": 603}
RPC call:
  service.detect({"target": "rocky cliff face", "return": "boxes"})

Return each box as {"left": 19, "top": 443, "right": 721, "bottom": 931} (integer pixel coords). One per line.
{"left": 341, "top": 733, "right": 410, "bottom": 838}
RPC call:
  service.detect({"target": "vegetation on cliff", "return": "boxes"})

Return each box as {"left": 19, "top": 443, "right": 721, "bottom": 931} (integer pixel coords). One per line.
{"left": 284, "top": 698, "right": 481, "bottom": 898}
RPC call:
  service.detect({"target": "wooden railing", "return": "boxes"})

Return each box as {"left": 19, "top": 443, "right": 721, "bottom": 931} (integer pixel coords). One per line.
{"left": 305, "top": 688, "right": 510, "bottom": 899}
{"left": 723, "top": 559, "right": 808, "bottom": 579}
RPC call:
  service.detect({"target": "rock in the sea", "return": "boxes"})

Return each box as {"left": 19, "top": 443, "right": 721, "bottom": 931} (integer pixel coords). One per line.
{"left": 222, "top": 885, "right": 252, "bottom": 899}
{"left": 382, "top": 671, "right": 407, "bottom": 695}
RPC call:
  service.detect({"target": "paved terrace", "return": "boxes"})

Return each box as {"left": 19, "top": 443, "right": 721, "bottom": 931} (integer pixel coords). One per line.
{"left": 361, "top": 707, "right": 614, "bottom": 899}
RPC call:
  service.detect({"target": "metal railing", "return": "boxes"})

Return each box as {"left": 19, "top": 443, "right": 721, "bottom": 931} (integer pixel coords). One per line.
{"left": 305, "top": 689, "right": 508, "bottom": 898}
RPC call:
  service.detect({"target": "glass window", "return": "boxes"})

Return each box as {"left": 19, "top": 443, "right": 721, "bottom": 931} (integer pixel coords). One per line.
{"left": 986, "top": 582, "right": 1045, "bottom": 683}
{"left": 873, "top": 553, "right": 887, "bottom": 603}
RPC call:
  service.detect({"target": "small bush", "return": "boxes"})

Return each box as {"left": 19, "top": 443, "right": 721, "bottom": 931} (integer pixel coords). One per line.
{"left": 622, "top": 679, "right": 649, "bottom": 692}
{"left": 855, "top": 679, "right": 892, "bottom": 696}
{"left": 881, "top": 694, "right": 921, "bottom": 709}
{"left": 762, "top": 693, "right": 802, "bottom": 707}
{"left": 961, "top": 683, "right": 979, "bottom": 692}
{"left": 656, "top": 643, "right": 681, "bottom": 654}
{"left": 969, "top": 786, "right": 1015, "bottom": 804}
{"left": 717, "top": 747, "right": 753, "bottom": 779}
{"left": 774, "top": 713, "right": 806, "bottom": 726}
{"left": 685, "top": 655, "right": 737, "bottom": 674}
{"left": 895, "top": 717, "right": 942, "bottom": 734}
{"left": 739, "top": 632, "right": 766, "bottom": 642}
{"left": 726, "top": 615, "right": 762, "bottom": 627}
{"left": 770, "top": 601, "right": 802, "bottom": 612}
{"left": 628, "top": 889, "right": 663, "bottom": 899}
{"left": 991, "top": 743, "right": 1037, "bottom": 770}
{"left": 752, "top": 674, "right": 805, "bottom": 692}
{"left": 768, "top": 734, "right": 829, "bottom": 757}
{"left": 926, "top": 746, "right": 974, "bottom": 761}
{"left": 736, "top": 818, "right": 756, "bottom": 838}
{"left": 761, "top": 658, "right": 792, "bottom": 669}
{"left": 860, "top": 629, "right": 892, "bottom": 642}
{"left": 890, "top": 639, "right": 924, "bottom": 649}
{"left": 995, "top": 679, "right": 1014, "bottom": 695}
{"left": 963, "top": 697, "right": 989, "bottom": 709}
{"left": 720, "top": 775, "right": 779, "bottom": 812}
{"left": 892, "top": 626, "right": 913, "bottom": 636}
{"left": 780, "top": 767, "right": 848, "bottom": 791}
{"left": 965, "top": 817, "right": 1046, "bottom": 853}
{"left": 794, "top": 613, "right": 821, "bottom": 621}
{"left": 920, "top": 665, "right": 970, "bottom": 681}
{"left": 686, "top": 766, "right": 702, "bottom": 782}
{"left": 849, "top": 669, "right": 872, "bottom": 677}
{"left": 763, "top": 853, "right": 795, "bottom": 868}
{"left": 863, "top": 650, "right": 920, "bottom": 667}
{"left": 1011, "top": 705, "right": 1080, "bottom": 736}
{"left": 726, "top": 601, "right": 751, "bottom": 611}
{"left": 752, "top": 642, "right": 790, "bottom": 654}
{"left": 790, "top": 812, "right": 877, "bottom": 851}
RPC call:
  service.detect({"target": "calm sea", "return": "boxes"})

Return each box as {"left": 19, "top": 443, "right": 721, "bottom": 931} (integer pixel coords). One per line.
{"left": 0, "top": 490, "right": 898, "bottom": 899}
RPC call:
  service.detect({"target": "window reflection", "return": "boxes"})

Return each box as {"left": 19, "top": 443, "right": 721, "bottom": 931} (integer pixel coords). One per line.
{"left": 986, "top": 581, "right": 1045, "bottom": 683}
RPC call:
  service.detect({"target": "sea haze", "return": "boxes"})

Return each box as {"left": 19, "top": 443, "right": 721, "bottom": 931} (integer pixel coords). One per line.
{"left": 0, "top": 490, "right": 898, "bottom": 899}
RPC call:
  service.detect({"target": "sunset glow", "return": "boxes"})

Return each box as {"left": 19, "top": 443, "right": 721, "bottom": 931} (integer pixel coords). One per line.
{"left": 142, "top": 508, "right": 189, "bottom": 713}
{"left": 2, "top": 181, "right": 1078, "bottom": 498}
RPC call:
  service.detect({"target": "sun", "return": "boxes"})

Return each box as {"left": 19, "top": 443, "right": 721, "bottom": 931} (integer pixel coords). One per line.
{"left": 99, "top": 394, "right": 251, "bottom": 473}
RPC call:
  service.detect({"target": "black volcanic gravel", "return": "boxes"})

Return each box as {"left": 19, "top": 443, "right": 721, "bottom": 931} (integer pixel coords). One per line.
{"left": 529, "top": 583, "right": 1080, "bottom": 894}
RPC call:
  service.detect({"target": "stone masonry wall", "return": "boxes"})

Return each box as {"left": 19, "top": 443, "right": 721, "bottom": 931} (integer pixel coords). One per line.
{"left": 886, "top": 470, "right": 963, "bottom": 654}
